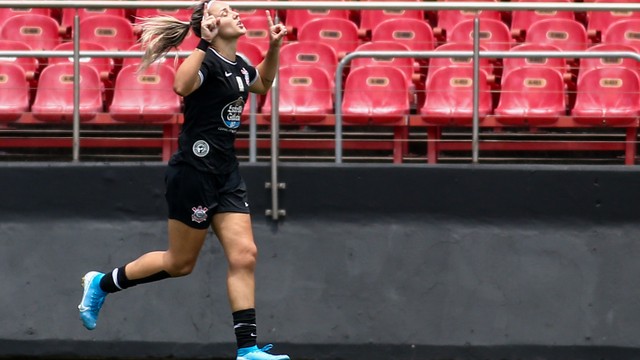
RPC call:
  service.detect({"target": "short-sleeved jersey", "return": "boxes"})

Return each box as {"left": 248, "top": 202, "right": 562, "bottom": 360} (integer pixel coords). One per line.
{"left": 169, "top": 47, "right": 258, "bottom": 174}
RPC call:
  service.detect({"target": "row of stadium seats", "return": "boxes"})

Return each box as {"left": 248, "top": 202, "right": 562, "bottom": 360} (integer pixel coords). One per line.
{"left": 1, "top": 6, "right": 640, "bottom": 53}
{"left": 2, "top": 59, "right": 639, "bottom": 128}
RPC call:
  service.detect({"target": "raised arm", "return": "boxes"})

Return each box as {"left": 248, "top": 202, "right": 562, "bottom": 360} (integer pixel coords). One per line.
{"left": 249, "top": 11, "right": 287, "bottom": 95}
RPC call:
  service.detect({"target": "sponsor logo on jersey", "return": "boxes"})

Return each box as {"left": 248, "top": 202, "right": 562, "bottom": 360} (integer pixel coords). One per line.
{"left": 221, "top": 97, "right": 244, "bottom": 129}
{"left": 192, "top": 140, "right": 210, "bottom": 157}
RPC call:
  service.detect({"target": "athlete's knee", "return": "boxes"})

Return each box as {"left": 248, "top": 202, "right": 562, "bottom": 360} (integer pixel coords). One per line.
{"left": 228, "top": 242, "right": 257, "bottom": 271}
{"left": 164, "top": 255, "right": 198, "bottom": 277}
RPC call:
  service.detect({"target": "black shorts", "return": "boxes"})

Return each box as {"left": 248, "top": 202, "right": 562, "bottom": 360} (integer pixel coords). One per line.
{"left": 164, "top": 163, "right": 250, "bottom": 229}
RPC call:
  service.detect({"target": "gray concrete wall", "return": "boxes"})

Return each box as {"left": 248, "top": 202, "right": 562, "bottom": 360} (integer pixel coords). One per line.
{"left": 2, "top": 163, "right": 640, "bottom": 360}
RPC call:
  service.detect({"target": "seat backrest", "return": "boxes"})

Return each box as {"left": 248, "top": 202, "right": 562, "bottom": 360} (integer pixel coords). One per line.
{"left": 298, "top": 17, "right": 360, "bottom": 57}
{"left": 0, "top": 14, "right": 60, "bottom": 50}
{"left": 421, "top": 66, "right": 492, "bottom": 115}
{"left": 279, "top": 41, "right": 338, "bottom": 83}
{"left": 0, "top": 39, "right": 39, "bottom": 76}
{"left": 0, "top": 62, "right": 30, "bottom": 121}
{"left": 428, "top": 42, "right": 493, "bottom": 84}
{"left": 448, "top": 18, "right": 512, "bottom": 51}
{"left": 525, "top": 18, "right": 588, "bottom": 51}
{"left": 574, "top": 67, "right": 640, "bottom": 110}
{"left": 0, "top": 8, "right": 51, "bottom": 27}
{"left": 602, "top": 19, "right": 640, "bottom": 52}
{"left": 342, "top": 65, "right": 409, "bottom": 121}
{"left": 32, "top": 63, "right": 103, "bottom": 119}
{"left": 61, "top": 8, "right": 127, "bottom": 32}
{"left": 578, "top": 43, "right": 640, "bottom": 85}
{"left": 502, "top": 43, "right": 566, "bottom": 77}
{"left": 351, "top": 41, "right": 414, "bottom": 86}
{"left": 436, "top": 9, "right": 502, "bottom": 35}
{"left": 371, "top": 18, "right": 435, "bottom": 52}
{"left": 285, "top": 8, "right": 351, "bottom": 35}
{"left": 50, "top": 41, "right": 115, "bottom": 76}
{"left": 78, "top": 14, "right": 136, "bottom": 51}
{"left": 134, "top": 8, "right": 192, "bottom": 23}
{"left": 359, "top": 9, "right": 425, "bottom": 36}
{"left": 510, "top": 0, "right": 574, "bottom": 34}
{"left": 237, "top": 15, "right": 273, "bottom": 54}
{"left": 587, "top": 0, "right": 640, "bottom": 34}
{"left": 497, "top": 66, "right": 566, "bottom": 111}
{"left": 237, "top": 41, "right": 264, "bottom": 66}
{"left": 262, "top": 65, "right": 333, "bottom": 117}
{"left": 110, "top": 63, "right": 181, "bottom": 120}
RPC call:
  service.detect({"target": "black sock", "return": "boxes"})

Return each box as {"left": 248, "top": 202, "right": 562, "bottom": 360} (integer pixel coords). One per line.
{"left": 233, "top": 308, "right": 257, "bottom": 349}
{"left": 100, "top": 266, "right": 171, "bottom": 293}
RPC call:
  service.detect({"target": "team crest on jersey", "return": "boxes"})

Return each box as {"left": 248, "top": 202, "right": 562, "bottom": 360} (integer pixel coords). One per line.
{"left": 192, "top": 140, "right": 210, "bottom": 157}
{"left": 191, "top": 206, "right": 209, "bottom": 223}
{"left": 241, "top": 68, "right": 250, "bottom": 85}
{"left": 221, "top": 97, "right": 244, "bottom": 129}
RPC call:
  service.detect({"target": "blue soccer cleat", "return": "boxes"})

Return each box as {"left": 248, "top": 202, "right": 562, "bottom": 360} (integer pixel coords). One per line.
{"left": 78, "top": 271, "right": 107, "bottom": 330}
{"left": 237, "top": 344, "right": 290, "bottom": 360}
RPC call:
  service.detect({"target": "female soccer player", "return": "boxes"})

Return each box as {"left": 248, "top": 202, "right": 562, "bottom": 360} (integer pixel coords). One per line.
{"left": 78, "top": 1, "right": 289, "bottom": 359}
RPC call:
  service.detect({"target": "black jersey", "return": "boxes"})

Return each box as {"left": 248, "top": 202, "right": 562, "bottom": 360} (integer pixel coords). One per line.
{"left": 169, "top": 47, "right": 258, "bottom": 174}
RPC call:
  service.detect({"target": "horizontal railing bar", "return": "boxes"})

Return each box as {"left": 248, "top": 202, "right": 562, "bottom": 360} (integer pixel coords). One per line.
{"left": 0, "top": 1, "right": 638, "bottom": 11}
{"left": 4, "top": 51, "right": 639, "bottom": 61}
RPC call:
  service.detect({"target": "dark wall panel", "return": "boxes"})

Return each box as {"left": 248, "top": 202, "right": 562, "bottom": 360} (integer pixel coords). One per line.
{"left": 1, "top": 163, "right": 640, "bottom": 359}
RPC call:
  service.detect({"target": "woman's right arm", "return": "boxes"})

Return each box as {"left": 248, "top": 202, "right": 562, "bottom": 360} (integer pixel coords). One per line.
{"left": 173, "top": 12, "right": 218, "bottom": 97}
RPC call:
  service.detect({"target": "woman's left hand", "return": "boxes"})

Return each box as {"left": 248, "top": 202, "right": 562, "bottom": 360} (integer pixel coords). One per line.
{"left": 265, "top": 10, "right": 287, "bottom": 48}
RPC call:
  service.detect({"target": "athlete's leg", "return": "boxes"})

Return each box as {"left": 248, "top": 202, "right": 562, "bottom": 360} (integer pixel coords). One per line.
{"left": 125, "top": 219, "right": 208, "bottom": 279}
{"left": 212, "top": 212, "right": 256, "bottom": 312}
{"left": 212, "top": 212, "right": 289, "bottom": 360}
{"left": 79, "top": 219, "right": 208, "bottom": 330}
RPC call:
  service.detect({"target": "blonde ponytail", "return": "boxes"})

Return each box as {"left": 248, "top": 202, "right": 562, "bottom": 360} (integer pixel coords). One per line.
{"left": 137, "top": 1, "right": 209, "bottom": 71}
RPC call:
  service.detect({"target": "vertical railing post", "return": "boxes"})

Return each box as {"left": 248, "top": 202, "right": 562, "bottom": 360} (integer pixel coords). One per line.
{"left": 472, "top": 17, "right": 480, "bottom": 164}
{"left": 72, "top": 12, "right": 80, "bottom": 162}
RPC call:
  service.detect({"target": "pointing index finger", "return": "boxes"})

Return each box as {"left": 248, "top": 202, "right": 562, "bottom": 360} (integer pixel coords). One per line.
{"left": 265, "top": 10, "right": 274, "bottom": 28}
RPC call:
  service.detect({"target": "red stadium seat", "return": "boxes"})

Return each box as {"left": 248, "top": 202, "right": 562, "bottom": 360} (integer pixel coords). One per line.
{"left": 435, "top": 9, "right": 502, "bottom": 41}
{"left": 494, "top": 66, "right": 566, "bottom": 126}
{"left": 0, "top": 8, "right": 51, "bottom": 27}
{"left": 0, "top": 40, "right": 39, "bottom": 79}
{"left": 77, "top": 15, "right": 136, "bottom": 51}
{"left": 572, "top": 67, "right": 640, "bottom": 126}
{"left": 297, "top": 18, "right": 360, "bottom": 58}
{"left": 50, "top": 41, "right": 115, "bottom": 81}
{"left": 350, "top": 41, "right": 420, "bottom": 106}
{"left": 342, "top": 65, "right": 410, "bottom": 124}
{"left": 60, "top": 8, "right": 127, "bottom": 36}
{"left": 179, "top": 32, "right": 201, "bottom": 52}
{"left": 586, "top": 0, "right": 640, "bottom": 42}
{"left": 578, "top": 43, "right": 640, "bottom": 85}
{"left": 0, "top": 14, "right": 60, "bottom": 51}
{"left": 448, "top": 18, "right": 512, "bottom": 52}
{"left": 279, "top": 41, "right": 338, "bottom": 90}
{"left": 510, "top": 0, "right": 574, "bottom": 41}
{"left": 371, "top": 18, "right": 435, "bottom": 65}
{"left": 426, "top": 42, "right": 494, "bottom": 86}
{"left": 237, "top": 41, "right": 264, "bottom": 67}
{"left": 602, "top": 19, "right": 640, "bottom": 52}
{"left": 0, "top": 63, "right": 30, "bottom": 123}
{"left": 31, "top": 63, "right": 103, "bottom": 123}
{"left": 285, "top": 8, "right": 351, "bottom": 39}
{"left": 109, "top": 64, "right": 181, "bottom": 123}
{"left": 237, "top": 15, "right": 273, "bottom": 55}
{"left": 121, "top": 43, "right": 178, "bottom": 69}
{"left": 502, "top": 43, "right": 567, "bottom": 79}
{"left": 351, "top": 42, "right": 416, "bottom": 86}
{"left": 261, "top": 66, "right": 333, "bottom": 124}
{"left": 419, "top": 66, "right": 493, "bottom": 125}
{"left": 524, "top": 19, "right": 588, "bottom": 51}
{"left": 359, "top": 9, "right": 424, "bottom": 39}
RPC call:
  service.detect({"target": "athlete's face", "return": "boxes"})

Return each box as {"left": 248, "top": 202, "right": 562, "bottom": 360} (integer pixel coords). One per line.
{"left": 207, "top": 2, "right": 246, "bottom": 38}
